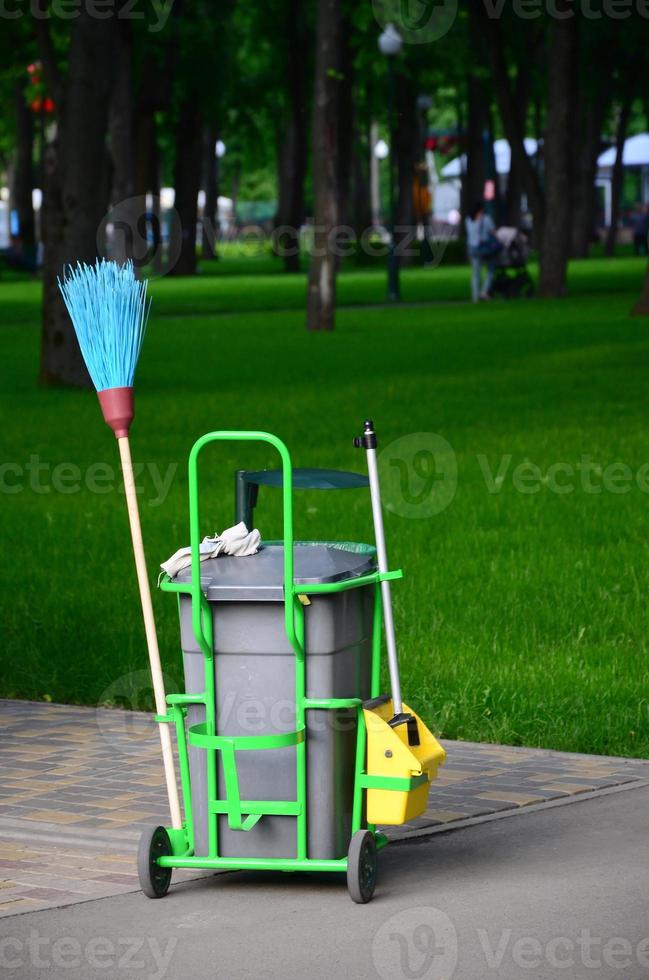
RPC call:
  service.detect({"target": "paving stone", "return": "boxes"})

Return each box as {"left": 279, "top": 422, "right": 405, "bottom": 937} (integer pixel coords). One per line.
{"left": 539, "top": 782, "right": 595, "bottom": 795}
{"left": 476, "top": 791, "right": 546, "bottom": 806}
{"left": 1, "top": 698, "right": 648, "bottom": 916}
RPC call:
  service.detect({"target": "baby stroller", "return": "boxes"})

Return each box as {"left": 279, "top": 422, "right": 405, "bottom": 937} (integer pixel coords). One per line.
{"left": 490, "top": 227, "right": 534, "bottom": 299}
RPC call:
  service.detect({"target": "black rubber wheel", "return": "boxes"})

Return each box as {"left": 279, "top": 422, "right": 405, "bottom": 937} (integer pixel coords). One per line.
{"left": 347, "top": 830, "right": 378, "bottom": 904}
{"left": 138, "top": 825, "right": 172, "bottom": 899}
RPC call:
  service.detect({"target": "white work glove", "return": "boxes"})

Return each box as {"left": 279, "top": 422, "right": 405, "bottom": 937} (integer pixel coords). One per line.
{"left": 160, "top": 522, "right": 261, "bottom": 580}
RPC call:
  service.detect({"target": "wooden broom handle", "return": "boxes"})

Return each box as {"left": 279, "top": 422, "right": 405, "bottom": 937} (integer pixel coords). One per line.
{"left": 118, "top": 436, "right": 182, "bottom": 830}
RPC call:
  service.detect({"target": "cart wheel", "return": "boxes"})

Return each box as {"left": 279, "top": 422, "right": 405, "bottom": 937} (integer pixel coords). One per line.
{"left": 347, "top": 830, "right": 377, "bottom": 904}
{"left": 138, "top": 825, "right": 172, "bottom": 899}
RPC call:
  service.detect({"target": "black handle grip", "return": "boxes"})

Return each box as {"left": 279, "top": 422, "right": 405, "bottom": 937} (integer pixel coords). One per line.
{"left": 354, "top": 419, "right": 377, "bottom": 450}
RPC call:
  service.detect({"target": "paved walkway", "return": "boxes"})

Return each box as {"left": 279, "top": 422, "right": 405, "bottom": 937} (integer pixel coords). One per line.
{"left": 1, "top": 699, "right": 648, "bottom": 918}
{"left": 5, "top": 786, "right": 649, "bottom": 980}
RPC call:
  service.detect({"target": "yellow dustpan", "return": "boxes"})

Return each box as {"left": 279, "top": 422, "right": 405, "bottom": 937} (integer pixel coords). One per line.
{"left": 363, "top": 696, "right": 446, "bottom": 824}
{"left": 354, "top": 421, "right": 446, "bottom": 826}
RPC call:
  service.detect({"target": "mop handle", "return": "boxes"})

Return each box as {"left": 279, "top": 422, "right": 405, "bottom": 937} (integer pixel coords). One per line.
{"left": 117, "top": 437, "right": 183, "bottom": 831}
{"left": 355, "top": 421, "right": 403, "bottom": 716}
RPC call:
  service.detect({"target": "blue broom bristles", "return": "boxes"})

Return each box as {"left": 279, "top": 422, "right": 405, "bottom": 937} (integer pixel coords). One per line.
{"left": 58, "top": 259, "right": 151, "bottom": 392}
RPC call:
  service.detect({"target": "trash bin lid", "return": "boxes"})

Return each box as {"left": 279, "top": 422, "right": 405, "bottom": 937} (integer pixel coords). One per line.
{"left": 242, "top": 468, "right": 369, "bottom": 490}
{"left": 174, "top": 542, "right": 376, "bottom": 601}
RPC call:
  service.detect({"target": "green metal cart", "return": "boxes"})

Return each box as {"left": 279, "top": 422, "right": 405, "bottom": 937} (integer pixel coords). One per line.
{"left": 139, "top": 428, "right": 443, "bottom": 903}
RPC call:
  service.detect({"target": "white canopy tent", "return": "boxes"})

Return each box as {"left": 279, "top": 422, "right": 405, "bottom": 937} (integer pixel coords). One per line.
{"left": 440, "top": 138, "right": 539, "bottom": 179}
{"left": 598, "top": 133, "right": 649, "bottom": 169}
{"left": 596, "top": 133, "right": 649, "bottom": 226}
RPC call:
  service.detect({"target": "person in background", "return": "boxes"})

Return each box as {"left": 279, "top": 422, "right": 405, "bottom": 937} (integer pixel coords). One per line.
{"left": 631, "top": 205, "right": 649, "bottom": 256}
{"left": 465, "top": 201, "right": 501, "bottom": 302}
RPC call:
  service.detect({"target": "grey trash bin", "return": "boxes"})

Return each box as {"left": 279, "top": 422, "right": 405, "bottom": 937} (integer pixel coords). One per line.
{"left": 175, "top": 542, "right": 376, "bottom": 860}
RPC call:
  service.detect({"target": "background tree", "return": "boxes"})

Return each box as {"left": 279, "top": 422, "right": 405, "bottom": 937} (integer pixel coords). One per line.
{"left": 107, "top": 17, "right": 136, "bottom": 266}
{"left": 570, "top": 21, "right": 611, "bottom": 257}
{"left": 602, "top": 33, "right": 644, "bottom": 258}
{"left": 12, "top": 78, "right": 36, "bottom": 260}
{"left": 538, "top": 6, "right": 578, "bottom": 297}
{"left": 274, "top": 0, "right": 312, "bottom": 273}
{"left": 36, "top": 2, "right": 117, "bottom": 386}
{"left": 201, "top": 124, "right": 220, "bottom": 260}
{"left": 633, "top": 267, "right": 649, "bottom": 315}
{"left": 166, "top": 0, "right": 233, "bottom": 277}
{"left": 0, "top": 0, "right": 647, "bottom": 380}
{"left": 0, "top": 20, "right": 37, "bottom": 249}
{"left": 306, "top": 0, "right": 344, "bottom": 331}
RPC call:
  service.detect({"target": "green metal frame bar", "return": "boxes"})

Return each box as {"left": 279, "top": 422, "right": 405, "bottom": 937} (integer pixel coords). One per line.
{"left": 188, "top": 722, "right": 306, "bottom": 751}
{"left": 156, "top": 430, "right": 407, "bottom": 875}
{"left": 359, "top": 772, "right": 429, "bottom": 792}
{"left": 159, "top": 568, "right": 402, "bottom": 597}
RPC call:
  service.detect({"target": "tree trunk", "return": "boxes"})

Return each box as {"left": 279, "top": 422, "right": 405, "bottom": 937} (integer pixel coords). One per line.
{"left": 230, "top": 161, "right": 241, "bottom": 223}
{"left": 170, "top": 97, "right": 202, "bottom": 277}
{"left": 107, "top": 19, "right": 136, "bottom": 265}
{"left": 538, "top": 11, "right": 578, "bottom": 297}
{"left": 369, "top": 119, "right": 381, "bottom": 227}
{"left": 632, "top": 265, "right": 649, "bottom": 315}
{"left": 464, "top": 71, "right": 489, "bottom": 218}
{"left": 134, "top": 113, "right": 157, "bottom": 197}
{"left": 395, "top": 73, "right": 418, "bottom": 267}
{"left": 337, "top": 12, "right": 354, "bottom": 233}
{"left": 464, "top": 9, "right": 491, "bottom": 219}
{"left": 133, "top": 112, "right": 163, "bottom": 272}
{"left": 275, "top": 0, "right": 308, "bottom": 273}
{"left": 38, "top": 8, "right": 117, "bottom": 387}
{"left": 604, "top": 99, "right": 632, "bottom": 257}
{"left": 12, "top": 80, "right": 36, "bottom": 255}
{"left": 275, "top": 118, "right": 306, "bottom": 272}
{"left": 505, "top": 153, "right": 525, "bottom": 227}
{"left": 306, "top": 0, "right": 342, "bottom": 332}
{"left": 351, "top": 118, "right": 372, "bottom": 240}
{"left": 201, "top": 124, "right": 220, "bottom": 260}
{"left": 571, "top": 85, "right": 607, "bottom": 258}
{"left": 480, "top": 8, "right": 545, "bottom": 230}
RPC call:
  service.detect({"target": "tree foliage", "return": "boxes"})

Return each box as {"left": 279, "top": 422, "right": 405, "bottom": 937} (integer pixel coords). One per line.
{"left": 0, "top": 0, "right": 647, "bottom": 366}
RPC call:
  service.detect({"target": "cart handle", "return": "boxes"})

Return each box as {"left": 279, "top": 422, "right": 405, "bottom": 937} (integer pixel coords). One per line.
{"left": 187, "top": 430, "right": 303, "bottom": 662}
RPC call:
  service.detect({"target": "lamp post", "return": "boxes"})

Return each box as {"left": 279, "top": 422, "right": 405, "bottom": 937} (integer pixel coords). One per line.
{"left": 378, "top": 23, "right": 402, "bottom": 302}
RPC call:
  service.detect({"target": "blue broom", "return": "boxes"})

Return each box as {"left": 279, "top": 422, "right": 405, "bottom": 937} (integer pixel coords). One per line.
{"left": 59, "top": 260, "right": 182, "bottom": 831}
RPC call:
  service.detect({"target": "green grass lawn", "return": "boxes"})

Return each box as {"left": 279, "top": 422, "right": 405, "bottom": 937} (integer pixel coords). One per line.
{"left": 2, "top": 254, "right": 649, "bottom": 758}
